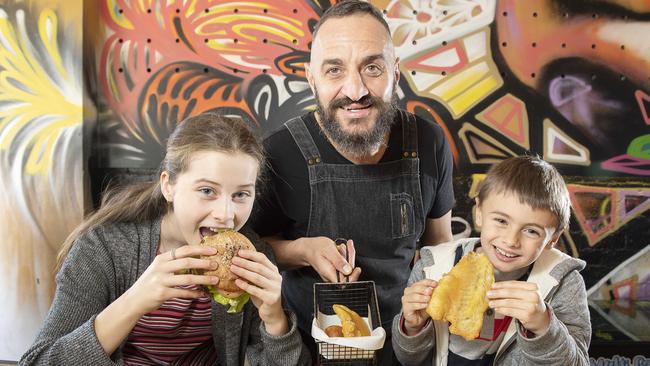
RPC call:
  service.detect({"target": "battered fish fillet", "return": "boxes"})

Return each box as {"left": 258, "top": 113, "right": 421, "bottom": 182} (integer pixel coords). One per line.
{"left": 426, "top": 252, "right": 494, "bottom": 341}
{"left": 332, "top": 304, "right": 371, "bottom": 337}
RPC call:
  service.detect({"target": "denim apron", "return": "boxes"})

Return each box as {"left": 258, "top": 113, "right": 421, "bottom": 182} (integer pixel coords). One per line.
{"left": 283, "top": 110, "right": 425, "bottom": 335}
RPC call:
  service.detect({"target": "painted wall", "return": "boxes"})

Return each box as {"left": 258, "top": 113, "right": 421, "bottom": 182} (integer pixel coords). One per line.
{"left": 0, "top": 0, "right": 650, "bottom": 358}
{"left": 92, "top": 0, "right": 650, "bottom": 353}
{"left": 0, "top": 0, "right": 85, "bottom": 360}
{"left": 91, "top": 0, "right": 650, "bottom": 354}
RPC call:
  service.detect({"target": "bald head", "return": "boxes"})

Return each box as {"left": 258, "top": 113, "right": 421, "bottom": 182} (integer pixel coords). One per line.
{"left": 310, "top": 13, "right": 396, "bottom": 69}
{"left": 312, "top": 0, "right": 391, "bottom": 41}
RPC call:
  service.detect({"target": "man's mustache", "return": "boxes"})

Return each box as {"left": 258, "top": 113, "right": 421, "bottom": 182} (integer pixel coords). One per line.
{"left": 329, "top": 95, "right": 380, "bottom": 110}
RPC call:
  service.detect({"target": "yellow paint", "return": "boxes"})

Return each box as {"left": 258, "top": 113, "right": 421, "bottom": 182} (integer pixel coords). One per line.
{"left": 431, "top": 63, "right": 489, "bottom": 101}
{"left": 39, "top": 10, "right": 68, "bottom": 79}
{"left": 232, "top": 23, "right": 296, "bottom": 42}
{"left": 0, "top": 9, "right": 82, "bottom": 175}
{"left": 205, "top": 14, "right": 304, "bottom": 36}
{"left": 107, "top": 0, "right": 134, "bottom": 30}
{"left": 106, "top": 49, "right": 121, "bottom": 102}
{"left": 599, "top": 195, "right": 612, "bottom": 225}
{"left": 449, "top": 76, "right": 500, "bottom": 117}
{"left": 205, "top": 39, "right": 246, "bottom": 52}
{"left": 469, "top": 174, "right": 486, "bottom": 199}
{"left": 207, "top": 2, "right": 278, "bottom": 15}
{"left": 186, "top": 0, "right": 199, "bottom": 16}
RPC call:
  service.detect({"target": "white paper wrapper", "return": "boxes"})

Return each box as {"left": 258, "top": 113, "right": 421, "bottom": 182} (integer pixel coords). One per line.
{"left": 311, "top": 312, "right": 386, "bottom": 351}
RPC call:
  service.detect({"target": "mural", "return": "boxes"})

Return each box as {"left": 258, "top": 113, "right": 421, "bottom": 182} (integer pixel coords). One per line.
{"left": 2, "top": 0, "right": 649, "bottom": 361}
{"left": 91, "top": 0, "right": 649, "bottom": 358}
{"left": 96, "top": 0, "right": 318, "bottom": 166}
{"left": 0, "top": 0, "right": 85, "bottom": 360}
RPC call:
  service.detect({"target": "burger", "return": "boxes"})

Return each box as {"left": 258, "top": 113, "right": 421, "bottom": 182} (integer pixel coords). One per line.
{"left": 200, "top": 230, "right": 256, "bottom": 313}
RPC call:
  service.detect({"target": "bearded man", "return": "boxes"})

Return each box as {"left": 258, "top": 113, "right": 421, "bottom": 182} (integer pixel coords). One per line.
{"left": 250, "top": 1, "right": 455, "bottom": 363}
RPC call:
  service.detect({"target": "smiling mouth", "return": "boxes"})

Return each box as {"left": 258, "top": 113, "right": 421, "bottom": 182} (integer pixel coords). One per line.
{"left": 494, "top": 246, "right": 519, "bottom": 258}
{"left": 342, "top": 104, "right": 372, "bottom": 112}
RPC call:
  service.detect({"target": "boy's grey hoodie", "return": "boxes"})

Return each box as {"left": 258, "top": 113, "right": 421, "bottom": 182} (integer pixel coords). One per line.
{"left": 392, "top": 238, "right": 591, "bottom": 366}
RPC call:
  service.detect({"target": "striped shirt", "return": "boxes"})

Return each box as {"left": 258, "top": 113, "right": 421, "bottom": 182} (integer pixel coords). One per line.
{"left": 122, "top": 285, "right": 218, "bottom": 365}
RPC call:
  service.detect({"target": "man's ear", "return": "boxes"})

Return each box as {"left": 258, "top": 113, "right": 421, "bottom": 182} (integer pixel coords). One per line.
{"left": 545, "top": 229, "right": 564, "bottom": 250}
{"left": 160, "top": 171, "right": 173, "bottom": 202}
{"left": 304, "top": 62, "right": 316, "bottom": 94}
{"left": 394, "top": 57, "right": 400, "bottom": 83}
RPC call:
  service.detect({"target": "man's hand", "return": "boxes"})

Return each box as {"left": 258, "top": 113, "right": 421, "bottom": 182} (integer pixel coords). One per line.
{"left": 487, "top": 281, "right": 550, "bottom": 336}
{"left": 302, "top": 237, "right": 361, "bottom": 282}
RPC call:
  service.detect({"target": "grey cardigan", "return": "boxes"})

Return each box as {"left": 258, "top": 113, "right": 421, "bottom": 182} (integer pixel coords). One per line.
{"left": 19, "top": 219, "right": 310, "bottom": 366}
{"left": 392, "top": 238, "right": 591, "bottom": 366}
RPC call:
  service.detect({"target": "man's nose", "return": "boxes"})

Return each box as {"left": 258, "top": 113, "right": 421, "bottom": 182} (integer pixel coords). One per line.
{"left": 341, "top": 71, "right": 369, "bottom": 101}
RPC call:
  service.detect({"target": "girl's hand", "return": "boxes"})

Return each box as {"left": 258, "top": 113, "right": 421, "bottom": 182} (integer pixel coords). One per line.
{"left": 95, "top": 245, "right": 219, "bottom": 355}
{"left": 487, "top": 281, "right": 550, "bottom": 336}
{"left": 126, "top": 245, "right": 220, "bottom": 316}
{"left": 230, "top": 250, "right": 288, "bottom": 336}
{"left": 401, "top": 279, "right": 437, "bottom": 335}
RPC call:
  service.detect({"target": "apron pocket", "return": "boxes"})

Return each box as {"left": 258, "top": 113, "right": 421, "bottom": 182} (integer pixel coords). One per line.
{"left": 390, "top": 192, "right": 415, "bottom": 239}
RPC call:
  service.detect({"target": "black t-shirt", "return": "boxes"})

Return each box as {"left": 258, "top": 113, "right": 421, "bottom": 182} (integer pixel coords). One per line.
{"left": 251, "top": 110, "right": 455, "bottom": 239}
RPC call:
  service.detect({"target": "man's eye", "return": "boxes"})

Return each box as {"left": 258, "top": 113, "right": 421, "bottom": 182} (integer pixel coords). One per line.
{"left": 365, "top": 64, "right": 382, "bottom": 75}
{"left": 326, "top": 67, "right": 341, "bottom": 75}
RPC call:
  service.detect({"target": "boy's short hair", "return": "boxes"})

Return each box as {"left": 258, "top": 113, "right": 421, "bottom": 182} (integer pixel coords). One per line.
{"left": 477, "top": 155, "right": 571, "bottom": 231}
{"left": 312, "top": 0, "right": 391, "bottom": 40}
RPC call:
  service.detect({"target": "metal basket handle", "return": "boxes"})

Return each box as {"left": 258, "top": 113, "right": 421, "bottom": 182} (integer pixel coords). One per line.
{"left": 334, "top": 238, "right": 350, "bottom": 283}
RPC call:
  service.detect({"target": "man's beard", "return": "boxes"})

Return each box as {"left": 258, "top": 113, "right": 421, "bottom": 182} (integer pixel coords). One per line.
{"left": 315, "top": 88, "right": 398, "bottom": 157}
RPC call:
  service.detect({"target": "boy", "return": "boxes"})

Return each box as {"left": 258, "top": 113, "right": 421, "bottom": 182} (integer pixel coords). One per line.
{"left": 392, "top": 156, "right": 591, "bottom": 365}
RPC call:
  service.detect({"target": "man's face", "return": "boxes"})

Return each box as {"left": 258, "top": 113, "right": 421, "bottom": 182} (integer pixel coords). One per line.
{"left": 306, "top": 14, "right": 400, "bottom": 157}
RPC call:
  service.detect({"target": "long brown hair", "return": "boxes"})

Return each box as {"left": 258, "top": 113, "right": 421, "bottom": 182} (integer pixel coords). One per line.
{"left": 56, "top": 114, "right": 264, "bottom": 271}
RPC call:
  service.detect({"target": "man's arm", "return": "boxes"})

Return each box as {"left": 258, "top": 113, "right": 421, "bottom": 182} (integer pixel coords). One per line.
{"left": 420, "top": 210, "right": 453, "bottom": 246}
{"left": 261, "top": 235, "right": 310, "bottom": 270}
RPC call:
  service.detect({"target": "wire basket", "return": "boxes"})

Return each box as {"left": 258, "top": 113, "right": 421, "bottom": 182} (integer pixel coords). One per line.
{"left": 313, "top": 281, "right": 381, "bottom": 365}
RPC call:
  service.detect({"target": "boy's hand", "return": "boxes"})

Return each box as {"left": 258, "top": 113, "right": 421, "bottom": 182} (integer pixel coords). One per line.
{"left": 401, "top": 279, "right": 437, "bottom": 335}
{"left": 487, "top": 281, "right": 550, "bottom": 336}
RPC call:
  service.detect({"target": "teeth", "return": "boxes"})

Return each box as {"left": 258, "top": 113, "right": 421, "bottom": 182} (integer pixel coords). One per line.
{"left": 495, "top": 246, "right": 517, "bottom": 258}
{"left": 345, "top": 105, "right": 370, "bottom": 111}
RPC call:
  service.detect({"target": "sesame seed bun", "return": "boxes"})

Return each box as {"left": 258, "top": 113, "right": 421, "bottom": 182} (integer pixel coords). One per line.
{"left": 200, "top": 230, "right": 256, "bottom": 299}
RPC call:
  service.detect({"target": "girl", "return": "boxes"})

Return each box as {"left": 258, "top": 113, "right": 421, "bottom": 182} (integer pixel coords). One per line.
{"left": 20, "top": 114, "right": 310, "bottom": 365}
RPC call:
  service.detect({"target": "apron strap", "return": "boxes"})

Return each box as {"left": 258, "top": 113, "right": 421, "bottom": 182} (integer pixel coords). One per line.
{"left": 400, "top": 110, "right": 418, "bottom": 158}
{"left": 285, "top": 116, "right": 322, "bottom": 165}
